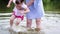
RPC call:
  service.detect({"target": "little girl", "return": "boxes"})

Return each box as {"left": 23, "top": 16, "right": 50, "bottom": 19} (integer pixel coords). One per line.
{"left": 7, "top": 0, "right": 30, "bottom": 28}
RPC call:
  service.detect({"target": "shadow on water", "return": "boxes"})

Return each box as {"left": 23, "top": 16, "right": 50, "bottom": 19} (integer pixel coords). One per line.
{"left": 0, "top": 11, "right": 60, "bottom": 34}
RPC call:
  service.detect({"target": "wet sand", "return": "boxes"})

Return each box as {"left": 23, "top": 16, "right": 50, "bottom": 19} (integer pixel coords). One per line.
{"left": 0, "top": 13, "right": 60, "bottom": 34}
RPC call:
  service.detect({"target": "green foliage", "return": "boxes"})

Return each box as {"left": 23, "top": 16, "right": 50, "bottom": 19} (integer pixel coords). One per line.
{"left": 52, "top": 0, "right": 60, "bottom": 9}
{"left": 0, "top": 0, "right": 60, "bottom": 13}
{"left": 43, "top": 0, "right": 60, "bottom": 11}
{"left": 0, "top": 0, "right": 8, "bottom": 11}
{"left": 0, "top": 0, "right": 14, "bottom": 13}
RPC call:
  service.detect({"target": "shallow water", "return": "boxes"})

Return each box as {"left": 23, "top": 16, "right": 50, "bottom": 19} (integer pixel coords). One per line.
{"left": 0, "top": 13, "right": 60, "bottom": 34}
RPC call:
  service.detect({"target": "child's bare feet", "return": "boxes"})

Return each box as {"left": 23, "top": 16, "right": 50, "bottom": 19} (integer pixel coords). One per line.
{"left": 35, "top": 28, "right": 41, "bottom": 32}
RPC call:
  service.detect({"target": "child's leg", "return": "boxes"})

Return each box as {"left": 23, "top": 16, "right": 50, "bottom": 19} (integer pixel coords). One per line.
{"left": 35, "top": 18, "right": 41, "bottom": 31}
{"left": 10, "top": 15, "right": 15, "bottom": 27}
{"left": 16, "top": 18, "right": 21, "bottom": 26}
{"left": 27, "top": 19, "right": 32, "bottom": 28}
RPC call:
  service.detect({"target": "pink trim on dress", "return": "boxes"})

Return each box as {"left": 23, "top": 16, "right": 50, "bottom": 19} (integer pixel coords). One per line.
{"left": 12, "top": 11, "right": 24, "bottom": 20}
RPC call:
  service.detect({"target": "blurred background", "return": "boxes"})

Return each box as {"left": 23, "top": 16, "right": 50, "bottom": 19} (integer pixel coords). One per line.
{"left": 0, "top": 0, "right": 60, "bottom": 34}
{"left": 0, "top": 0, "right": 60, "bottom": 13}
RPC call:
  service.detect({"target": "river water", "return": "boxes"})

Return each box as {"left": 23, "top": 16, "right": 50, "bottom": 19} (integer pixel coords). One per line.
{"left": 0, "top": 12, "right": 60, "bottom": 34}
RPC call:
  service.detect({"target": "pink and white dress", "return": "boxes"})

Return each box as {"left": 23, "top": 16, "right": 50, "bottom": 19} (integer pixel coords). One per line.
{"left": 12, "top": 0, "right": 27, "bottom": 20}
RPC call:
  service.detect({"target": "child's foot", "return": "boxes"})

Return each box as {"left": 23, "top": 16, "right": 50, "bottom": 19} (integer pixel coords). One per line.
{"left": 15, "top": 22, "right": 19, "bottom": 26}
{"left": 35, "top": 28, "right": 41, "bottom": 32}
{"left": 6, "top": 26, "right": 12, "bottom": 29}
{"left": 6, "top": 26, "right": 13, "bottom": 31}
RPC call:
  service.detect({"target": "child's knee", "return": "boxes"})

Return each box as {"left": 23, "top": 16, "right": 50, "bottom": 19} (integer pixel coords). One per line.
{"left": 16, "top": 18, "right": 21, "bottom": 23}
{"left": 10, "top": 18, "right": 14, "bottom": 21}
{"left": 10, "top": 15, "right": 15, "bottom": 21}
{"left": 16, "top": 21, "right": 20, "bottom": 23}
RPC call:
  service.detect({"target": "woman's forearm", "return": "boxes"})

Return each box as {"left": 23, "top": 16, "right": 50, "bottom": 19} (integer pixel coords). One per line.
{"left": 26, "top": 0, "right": 34, "bottom": 7}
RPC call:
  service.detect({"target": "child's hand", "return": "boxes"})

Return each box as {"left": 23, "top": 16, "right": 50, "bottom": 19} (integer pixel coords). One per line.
{"left": 7, "top": 4, "right": 10, "bottom": 8}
